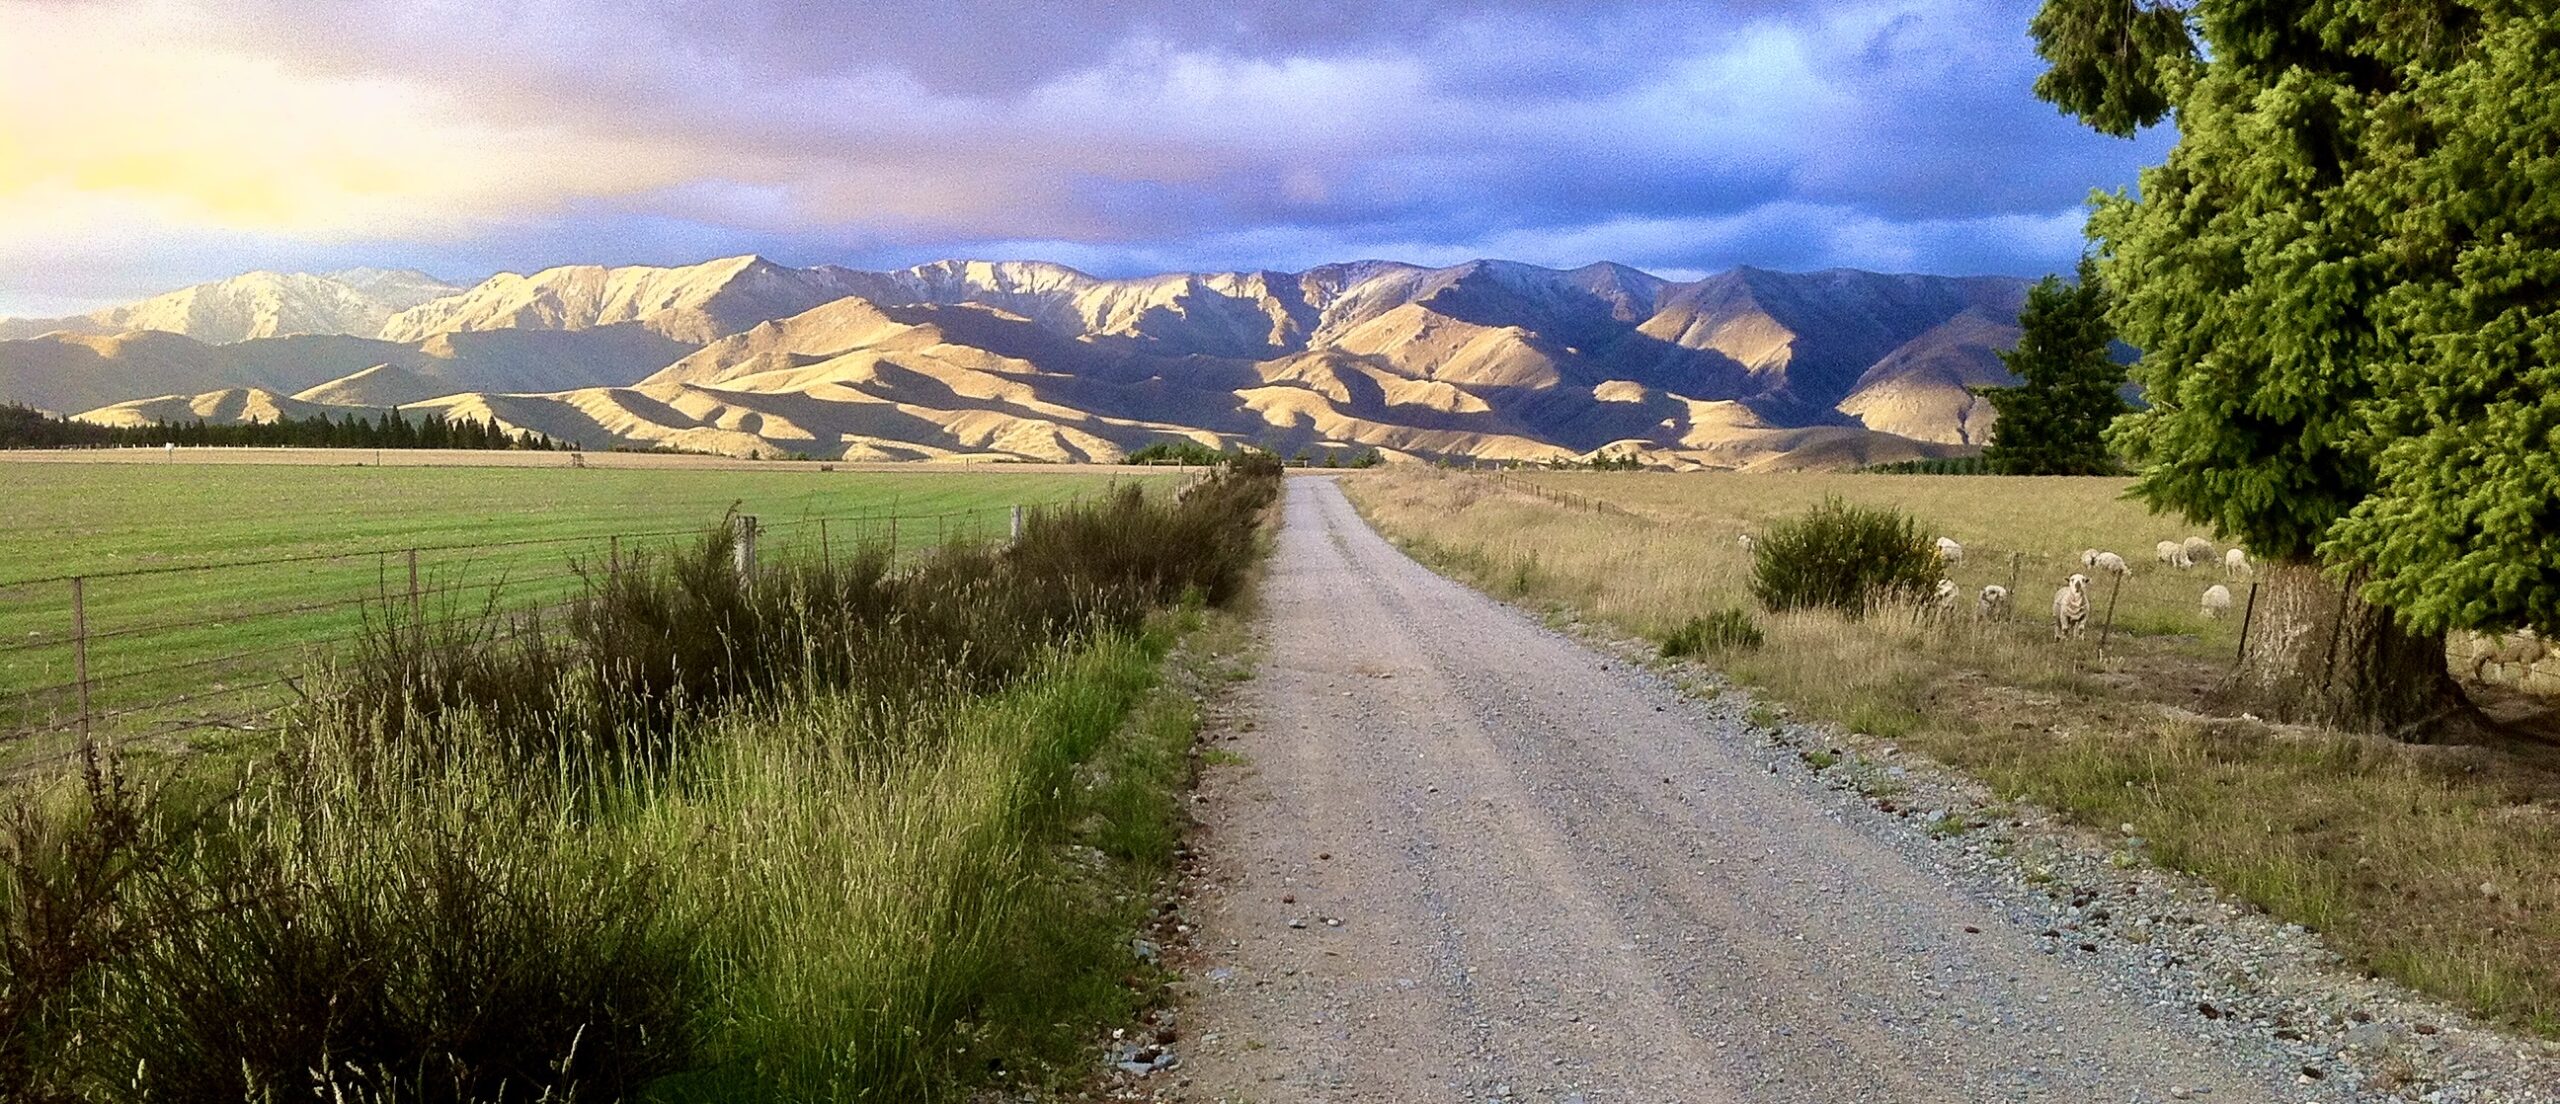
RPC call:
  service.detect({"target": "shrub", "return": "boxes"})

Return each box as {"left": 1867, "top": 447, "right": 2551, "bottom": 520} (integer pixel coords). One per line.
{"left": 1660, "top": 608, "right": 1765, "bottom": 657}
{"left": 1748, "top": 496, "right": 1939, "bottom": 619}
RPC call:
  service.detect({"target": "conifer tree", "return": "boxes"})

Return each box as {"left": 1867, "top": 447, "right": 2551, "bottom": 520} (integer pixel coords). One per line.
{"left": 1976, "top": 258, "right": 2127, "bottom": 475}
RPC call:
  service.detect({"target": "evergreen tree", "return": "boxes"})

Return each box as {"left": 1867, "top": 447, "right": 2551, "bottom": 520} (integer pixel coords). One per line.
{"left": 1976, "top": 258, "right": 2128, "bottom": 475}
{"left": 2031, "top": 0, "right": 2520, "bottom": 735}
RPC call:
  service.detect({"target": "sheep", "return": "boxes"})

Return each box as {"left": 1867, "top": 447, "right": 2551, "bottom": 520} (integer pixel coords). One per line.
{"left": 2469, "top": 629, "right": 2548, "bottom": 681}
{"left": 1977, "top": 584, "right": 2011, "bottom": 619}
{"left": 2181, "top": 536, "right": 2215, "bottom": 568}
{"left": 2081, "top": 548, "right": 2103, "bottom": 568}
{"left": 1930, "top": 577, "right": 1960, "bottom": 615}
{"left": 2201, "top": 584, "right": 2233, "bottom": 619}
{"left": 2090, "top": 551, "right": 2132, "bottom": 577}
{"left": 1935, "top": 536, "right": 1964, "bottom": 566}
{"left": 2155, "top": 540, "right": 2185, "bottom": 568}
{"left": 2224, "top": 547, "right": 2251, "bottom": 578}
{"left": 1737, "top": 533, "right": 1757, "bottom": 553}
{"left": 2054, "top": 574, "right": 2092, "bottom": 639}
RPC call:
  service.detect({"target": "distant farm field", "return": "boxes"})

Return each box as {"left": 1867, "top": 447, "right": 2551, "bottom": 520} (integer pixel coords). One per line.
{"left": 0, "top": 456, "right": 1168, "bottom": 769}
{"left": 1346, "top": 466, "right": 2560, "bottom": 1035}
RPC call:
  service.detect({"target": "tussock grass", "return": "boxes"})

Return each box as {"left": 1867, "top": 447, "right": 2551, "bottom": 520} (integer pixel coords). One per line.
{"left": 0, "top": 458, "right": 1280, "bottom": 1100}
{"left": 1345, "top": 466, "right": 2560, "bottom": 1035}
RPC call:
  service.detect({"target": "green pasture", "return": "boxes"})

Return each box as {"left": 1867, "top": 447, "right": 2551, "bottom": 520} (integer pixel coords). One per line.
{"left": 0, "top": 461, "right": 1163, "bottom": 768}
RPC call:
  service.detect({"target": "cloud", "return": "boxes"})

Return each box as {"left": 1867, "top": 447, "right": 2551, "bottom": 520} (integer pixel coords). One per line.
{"left": 0, "top": 0, "right": 2166, "bottom": 315}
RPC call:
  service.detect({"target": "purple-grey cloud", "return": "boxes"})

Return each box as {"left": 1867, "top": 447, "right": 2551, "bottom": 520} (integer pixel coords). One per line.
{"left": 0, "top": 0, "right": 2167, "bottom": 316}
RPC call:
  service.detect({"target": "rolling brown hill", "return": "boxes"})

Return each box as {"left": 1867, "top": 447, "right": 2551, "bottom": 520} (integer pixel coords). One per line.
{"left": 13, "top": 256, "right": 2045, "bottom": 468}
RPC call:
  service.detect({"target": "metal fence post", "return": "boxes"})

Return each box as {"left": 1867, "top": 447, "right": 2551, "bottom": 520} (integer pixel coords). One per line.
{"left": 733, "top": 515, "right": 760, "bottom": 585}
{"left": 70, "top": 576, "right": 90, "bottom": 741}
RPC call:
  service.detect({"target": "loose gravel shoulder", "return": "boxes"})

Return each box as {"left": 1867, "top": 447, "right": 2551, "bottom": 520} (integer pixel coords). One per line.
{"left": 1127, "top": 476, "right": 2558, "bottom": 1104}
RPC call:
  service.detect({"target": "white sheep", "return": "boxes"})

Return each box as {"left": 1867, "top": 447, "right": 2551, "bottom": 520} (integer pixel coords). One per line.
{"left": 2054, "top": 574, "right": 2092, "bottom": 639}
{"left": 1977, "top": 584, "right": 2011, "bottom": 619}
{"left": 2155, "top": 540, "right": 2185, "bottom": 568}
{"left": 2181, "top": 536, "right": 2215, "bottom": 568}
{"left": 1935, "top": 536, "right": 1964, "bottom": 566}
{"left": 2081, "top": 548, "right": 2103, "bottom": 568}
{"left": 1737, "top": 533, "right": 1757, "bottom": 553}
{"left": 2201, "top": 584, "right": 2233, "bottom": 619}
{"left": 2090, "top": 551, "right": 2132, "bottom": 577}
{"left": 1930, "top": 577, "right": 1960, "bottom": 615}
{"left": 2224, "top": 547, "right": 2251, "bottom": 578}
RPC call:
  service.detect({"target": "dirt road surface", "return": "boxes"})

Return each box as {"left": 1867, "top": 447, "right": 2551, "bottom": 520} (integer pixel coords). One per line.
{"left": 1173, "top": 476, "right": 2318, "bottom": 1103}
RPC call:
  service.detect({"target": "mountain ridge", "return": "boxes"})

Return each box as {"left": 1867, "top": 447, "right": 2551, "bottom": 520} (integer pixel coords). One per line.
{"left": 7, "top": 255, "right": 2039, "bottom": 469}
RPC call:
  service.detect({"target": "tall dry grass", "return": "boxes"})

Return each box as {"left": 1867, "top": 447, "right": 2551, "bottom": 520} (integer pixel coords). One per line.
{"left": 0, "top": 457, "right": 1281, "bottom": 1101}
{"left": 1345, "top": 465, "right": 2560, "bottom": 1035}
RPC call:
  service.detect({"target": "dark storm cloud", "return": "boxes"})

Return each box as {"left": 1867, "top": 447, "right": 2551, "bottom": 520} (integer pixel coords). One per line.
{"left": 0, "top": 0, "right": 2170, "bottom": 314}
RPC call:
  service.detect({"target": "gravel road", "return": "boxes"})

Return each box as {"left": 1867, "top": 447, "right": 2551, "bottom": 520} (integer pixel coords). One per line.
{"left": 1166, "top": 476, "right": 2455, "bottom": 1103}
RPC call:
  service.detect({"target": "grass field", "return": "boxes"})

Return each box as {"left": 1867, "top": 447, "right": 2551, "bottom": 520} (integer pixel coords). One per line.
{"left": 0, "top": 459, "right": 1167, "bottom": 769}
{"left": 1345, "top": 465, "right": 2560, "bottom": 1036}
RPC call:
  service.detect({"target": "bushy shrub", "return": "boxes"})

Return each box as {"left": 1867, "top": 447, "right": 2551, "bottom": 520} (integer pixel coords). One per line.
{"left": 1660, "top": 608, "right": 1765, "bottom": 657}
{"left": 1747, "top": 497, "right": 1939, "bottom": 619}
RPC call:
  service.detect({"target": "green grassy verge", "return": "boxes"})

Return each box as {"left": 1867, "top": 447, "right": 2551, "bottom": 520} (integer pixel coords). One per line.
{"left": 0, "top": 463, "right": 1162, "bottom": 767}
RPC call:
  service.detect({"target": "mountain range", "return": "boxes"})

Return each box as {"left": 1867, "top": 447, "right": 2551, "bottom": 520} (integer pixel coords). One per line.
{"left": 0, "top": 255, "right": 2036, "bottom": 468}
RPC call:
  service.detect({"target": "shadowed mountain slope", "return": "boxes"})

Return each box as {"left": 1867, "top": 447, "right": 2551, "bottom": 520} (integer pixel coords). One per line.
{"left": 16, "top": 256, "right": 2051, "bottom": 468}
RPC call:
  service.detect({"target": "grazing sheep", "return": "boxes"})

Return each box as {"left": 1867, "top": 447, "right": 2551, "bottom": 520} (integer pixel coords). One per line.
{"left": 2090, "top": 551, "right": 2132, "bottom": 577}
{"left": 1977, "top": 584, "right": 2011, "bottom": 619}
{"left": 2201, "top": 584, "right": 2233, "bottom": 619}
{"left": 2081, "top": 548, "right": 2103, "bottom": 568}
{"left": 2054, "top": 574, "right": 2092, "bottom": 639}
{"left": 1936, "top": 536, "right": 1965, "bottom": 566}
{"left": 2181, "top": 536, "right": 2215, "bottom": 568}
{"left": 2224, "top": 547, "right": 2251, "bottom": 578}
{"left": 1930, "top": 578, "right": 1960, "bottom": 614}
{"left": 2155, "top": 540, "right": 2185, "bottom": 568}
{"left": 2470, "top": 629, "right": 2548, "bottom": 681}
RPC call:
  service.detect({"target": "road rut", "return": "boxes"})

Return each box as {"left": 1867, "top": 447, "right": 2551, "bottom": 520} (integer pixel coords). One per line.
{"left": 1172, "top": 476, "right": 2311, "bottom": 1103}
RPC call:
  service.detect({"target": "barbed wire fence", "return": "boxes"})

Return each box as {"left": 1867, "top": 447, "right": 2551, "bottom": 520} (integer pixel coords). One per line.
{"left": 0, "top": 499, "right": 1061, "bottom": 777}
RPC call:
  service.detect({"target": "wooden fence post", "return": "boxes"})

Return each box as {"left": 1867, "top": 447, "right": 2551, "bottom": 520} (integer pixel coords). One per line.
{"left": 70, "top": 576, "right": 90, "bottom": 741}
{"left": 1010, "top": 505, "right": 1024, "bottom": 542}
{"left": 2097, "top": 571, "right": 2126, "bottom": 648}
{"left": 2234, "top": 581, "right": 2260, "bottom": 665}
{"left": 406, "top": 549, "right": 421, "bottom": 620}
{"left": 733, "top": 515, "right": 760, "bottom": 585}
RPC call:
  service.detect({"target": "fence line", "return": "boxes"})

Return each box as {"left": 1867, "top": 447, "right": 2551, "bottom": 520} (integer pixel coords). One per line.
{"left": 0, "top": 500, "right": 1050, "bottom": 773}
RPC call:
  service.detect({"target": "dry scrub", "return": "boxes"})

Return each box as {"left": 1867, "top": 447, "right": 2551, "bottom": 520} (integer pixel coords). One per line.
{"left": 1344, "top": 466, "right": 2560, "bottom": 1036}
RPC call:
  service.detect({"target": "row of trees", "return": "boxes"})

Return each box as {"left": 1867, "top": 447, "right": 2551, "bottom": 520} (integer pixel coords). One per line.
{"left": 0, "top": 403, "right": 556, "bottom": 452}
{"left": 1984, "top": 0, "right": 2558, "bottom": 735}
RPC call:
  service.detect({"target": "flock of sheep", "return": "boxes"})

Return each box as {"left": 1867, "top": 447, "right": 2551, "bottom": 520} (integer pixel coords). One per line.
{"left": 1920, "top": 534, "right": 2254, "bottom": 640}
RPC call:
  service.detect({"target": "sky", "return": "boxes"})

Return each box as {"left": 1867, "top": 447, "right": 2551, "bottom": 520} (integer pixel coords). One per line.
{"left": 0, "top": 0, "right": 2172, "bottom": 317}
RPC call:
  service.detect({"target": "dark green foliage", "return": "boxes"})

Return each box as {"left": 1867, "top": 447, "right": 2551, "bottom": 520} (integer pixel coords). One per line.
{"left": 1660, "top": 608, "right": 1764, "bottom": 658}
{"left": 1977, "top": 258, "right": 2130, "bottom": 476}
{"left": 1859, "top": 456, "right": 1992, "bottom": 475}
{"left": 1122, "top": 438, "right": 1230, "bottom": 466}
{"left": 1748, "top": 498, "right": 1941, "bottom": 619}
{"left": 100, "top": 800, "right": 697, "bottom": 1104}
{"left": 0, "top": 402, "right": 554, "bottom": 451}
{"left": 2040, "top": 0, "right": 2548, "bottom": 640}
{"left": 2027, "top": 0, "right": 2198, "bottom": 137}
{"left": 2322, "top": 11, "right": 2560, "bottom": 636}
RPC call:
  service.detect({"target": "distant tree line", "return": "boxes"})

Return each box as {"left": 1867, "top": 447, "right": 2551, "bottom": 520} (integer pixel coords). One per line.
{"left": 0, "top": 403, "right": 556, "bottom": 451}
{"left": 1859, "top": 456, "right": 1992, "bottom": 476}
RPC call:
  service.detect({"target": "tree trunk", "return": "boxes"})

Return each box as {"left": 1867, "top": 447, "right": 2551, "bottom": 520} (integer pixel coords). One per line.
{"left": 2218, "top": 559, "right": 2474, "bottom": 740}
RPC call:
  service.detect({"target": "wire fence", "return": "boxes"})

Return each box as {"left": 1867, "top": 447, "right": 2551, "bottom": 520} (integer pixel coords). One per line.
{"left": 0, "top": 500, "right": 1044, "bottom": 775}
